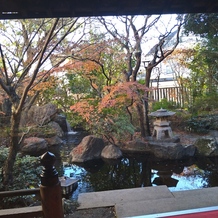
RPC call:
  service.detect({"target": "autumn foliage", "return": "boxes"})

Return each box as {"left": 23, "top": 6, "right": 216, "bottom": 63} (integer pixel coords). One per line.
{"left": 70, "top": 81, "right": 150, "bottom": 142}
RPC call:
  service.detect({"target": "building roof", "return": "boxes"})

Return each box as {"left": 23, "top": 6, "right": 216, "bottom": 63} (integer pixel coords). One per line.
{"left": 1, "top": 0, "right": 218, "bottom": 19}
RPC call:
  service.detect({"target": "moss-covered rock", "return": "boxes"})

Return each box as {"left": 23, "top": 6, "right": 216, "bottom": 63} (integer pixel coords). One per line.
{"left": 194, "top": 136, "right": 218, "bottom": 156}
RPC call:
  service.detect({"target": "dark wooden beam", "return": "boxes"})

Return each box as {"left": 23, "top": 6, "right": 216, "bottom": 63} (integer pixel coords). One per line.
{"left": 0, "top": 0, "right": 218, "bottom": 19}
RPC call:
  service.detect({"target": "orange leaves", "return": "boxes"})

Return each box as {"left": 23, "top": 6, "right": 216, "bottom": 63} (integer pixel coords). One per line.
{"left": 83, "top": 61, "right": 100, "bottom": 74}
{"left": 69, "top": 40, "right": 107, "bottom": 74}
{"left": 66, "top": 59, "right": 101, "bottom": 75}
{"left": 167, "top": 48, "right": 195, "bottom": 67}
{"left": 99, "top": 98, "right": 117, "bottom": 109}
{"left": 70, "top": 100, "right": 96, "bottom": 123}
{"left": 28, "top": 73, "right": 58, "bottom": 96}
{"left": 54, "top": 58, "right": 101, "bottom": 80}
{"left": 69, "top": 81, "right": 149, "bottom": 139}
{"left": 99, "top": 81, "right": 150, "bottom": 110}
{"left": 70, "top": 81, "right": 150, "bottom": 123}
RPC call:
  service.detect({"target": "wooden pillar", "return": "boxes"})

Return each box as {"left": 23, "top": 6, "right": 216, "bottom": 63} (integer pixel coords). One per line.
{"left": 40, "top": 152, "right": 64, "bottom": 218}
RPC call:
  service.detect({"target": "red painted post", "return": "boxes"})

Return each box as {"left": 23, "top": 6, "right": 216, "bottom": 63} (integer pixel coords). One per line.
{"left": 40, "top": 152, "right": 64, "bottom": 218}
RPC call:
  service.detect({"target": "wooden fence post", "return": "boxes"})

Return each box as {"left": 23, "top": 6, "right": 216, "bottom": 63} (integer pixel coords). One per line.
{"left": 40, "top": 151, "right": 64, "bottom": 218}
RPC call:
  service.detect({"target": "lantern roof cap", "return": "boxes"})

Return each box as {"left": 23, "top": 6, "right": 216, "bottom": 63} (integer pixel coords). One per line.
{"left": 149, "top": 108, "right": 175, "bottom": 117}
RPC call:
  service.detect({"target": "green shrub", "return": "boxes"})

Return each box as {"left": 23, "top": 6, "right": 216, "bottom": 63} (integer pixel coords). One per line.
{"left": 0, "top": 148, "right": 42, "bottom": 208}
{"left": 151, "top": 98, "right": 178, "bottom": 111}
{"left": 185, "top": 116, "right": 211, "bottom": 133}
{"left": 91, "top": 113, "right": 135, "bottom": 143}
{"left": 192, "top": 92, "right": 218, "bottom": 116}
{"left": 0, "top": 149, "right": 42, "bottom": 191}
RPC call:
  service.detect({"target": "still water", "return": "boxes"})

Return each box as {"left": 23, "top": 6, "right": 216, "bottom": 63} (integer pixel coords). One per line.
{"left": 58, "top": 132, "right": 218, "bottom": 200}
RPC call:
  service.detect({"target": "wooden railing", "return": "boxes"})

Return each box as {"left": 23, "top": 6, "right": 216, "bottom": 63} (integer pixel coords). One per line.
{"left": 0, "top": 189, "right": 42, "bottom": 218}
{"left": 0, "top": 188, "right": 40, "bottom": 199}
{"left": 0, "top": 152, "right": 64, "bottom": 218}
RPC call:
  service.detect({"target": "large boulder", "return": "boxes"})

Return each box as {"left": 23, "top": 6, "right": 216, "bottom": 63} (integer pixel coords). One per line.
{"left": 45, "top": 135, "right": 64, "bottom": 147}
{"left": 194, "top": 136, "right": 218, "bottom": 156}
{"left": 21, "top": 137, "right": 48, "bottom": 156}
{"left": 183, "top": 144, "right": 196, "bottom": 157}
{"left": 70, "top": 135, "right": 105, "bottom": 163}
{"left": 101, "top": 144, "right": 123, "bottom": 159}
{"left": 47, "top": 121, "right": 64, "bottom": 138}
{"left": 20, "top": 103, "right": 57, "bottom": 127}
{"left": 19, "top": 103, "right": 72, "bottom": 141}
{"left": 148, "top": 141, "right": 186, "bottom": 159}
{"left": 123, "top": 139, "right": 194, "bottom": 159}
{"left": 52, "top": 114, "right": 69, "bottom": 133}
{"left": 45, "top": 136, "right": 64, "bottom": 157}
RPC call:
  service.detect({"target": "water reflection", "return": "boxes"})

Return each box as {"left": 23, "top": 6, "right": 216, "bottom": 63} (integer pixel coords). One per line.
{"left": 169, "top": 165, "right": 207, "bottom": 191}
{"left": 60, "top": 156, "right": 218, "bottom": 200}
{"left": 58, "top": 132, "right": 218, "bottom": 200}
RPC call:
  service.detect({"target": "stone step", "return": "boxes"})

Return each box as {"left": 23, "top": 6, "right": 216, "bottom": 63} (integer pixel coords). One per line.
{"left": 115, "top": 191, "right": 218, "bottom": 217}
{"left": 77, "top": 186, "right": 218, "bottom": 218}
{"left": 78, "top": 185, "right": 173, "bottom": 209}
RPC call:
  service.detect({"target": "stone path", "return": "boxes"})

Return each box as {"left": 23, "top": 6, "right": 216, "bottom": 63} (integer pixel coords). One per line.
{"left": 77, "top": 185, "right": 218, "bottom": 217}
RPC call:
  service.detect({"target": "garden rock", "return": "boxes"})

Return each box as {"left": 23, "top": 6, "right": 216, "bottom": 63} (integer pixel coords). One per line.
{"left": 194, "top": 136, "right": 218, "bottom": 156}
{"left": 20, "top": 103, "right": 57, "bottom": 127}
{"left": 52, "top": 114, "right": 69, "bottom": 132}
{"left": 47, "top": 121, "right": 64, "bottom": 138}
{"left": 46, "top": 135, "right": 63, "bottom": 156}
{"left": 21, "top": 137, "right": 48, "bottom": 156}
{"left": 209, "top": 116, "right": 218, "bottom": 130}
{"left": 70, "top": 135, "right": 105, "bottom": 163}
{"left": 183, "top": 144, "right": 196, "bottom": 157}
{"left": 46, "top": 135, "right": 64, "bottom": 147}
{"left": 148, "top": 141, "right": 186, "bottom": 159}
{"left": 123, "top": 139, "right": 188, "bottom": 159}
{"left": 101, "top": 144, "right": 123, "bottom": 159}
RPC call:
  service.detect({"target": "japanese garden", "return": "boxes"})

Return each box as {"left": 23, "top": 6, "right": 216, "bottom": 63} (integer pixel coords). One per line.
{"left": 0, "top": 13, "right": 218, "bottom": 216}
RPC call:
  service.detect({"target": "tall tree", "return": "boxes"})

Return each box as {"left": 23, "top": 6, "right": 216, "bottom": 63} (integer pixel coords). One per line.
{"left": 54, "top": 33, "right": 126, "bottom": 99}
{"left": 184, "top": 14, "right": 218, "bottom": 80}
{"left": 97, "top": 15, "right": 184, "bottom": 136}
{"left": 184, "top": 13, "right": 218, "bottom": 110}
{"left": 60, "top": 34, "right": 131, "bottom": 136}
{"left": 184, "top": 13, "right": 218, "bottom": 38}
{"left": 0, "top": 18, "right": 82, "bottom": 186}
{"left": 98, "top": 15, "right": 161, "bottom": 83}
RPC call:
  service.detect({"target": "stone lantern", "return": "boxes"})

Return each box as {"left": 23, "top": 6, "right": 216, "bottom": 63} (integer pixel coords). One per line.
{"left": 149, "top": 108, "right": 175, "bottom": 140}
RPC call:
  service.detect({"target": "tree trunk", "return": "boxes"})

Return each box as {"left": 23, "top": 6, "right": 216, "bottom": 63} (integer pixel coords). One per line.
{"left": 143, "top": 99, "right": 151, "bottom": 136}
{"left": 3, "top": 110, "right": 21, "bottom": 187}
{"left": 145, "top": 67, "right": 152, "bottom": 88}
{"left": 144, "top": 67, "right": 153, "bottom": 136}
{"left": 136, "top": 104, "right": 146, "bottom": 137}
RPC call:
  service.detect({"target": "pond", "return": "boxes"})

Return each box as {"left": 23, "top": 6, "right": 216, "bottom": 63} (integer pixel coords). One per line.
{"left": 57, "top": 132, "right": 218, "bottom": 201}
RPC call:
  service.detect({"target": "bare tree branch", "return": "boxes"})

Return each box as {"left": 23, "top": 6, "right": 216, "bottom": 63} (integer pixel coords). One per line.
{"left": 16, "top": 18, "right": 60, "bottom": 114}
{"left": 0, "top": 44, "right": 9, "bottom": 85}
